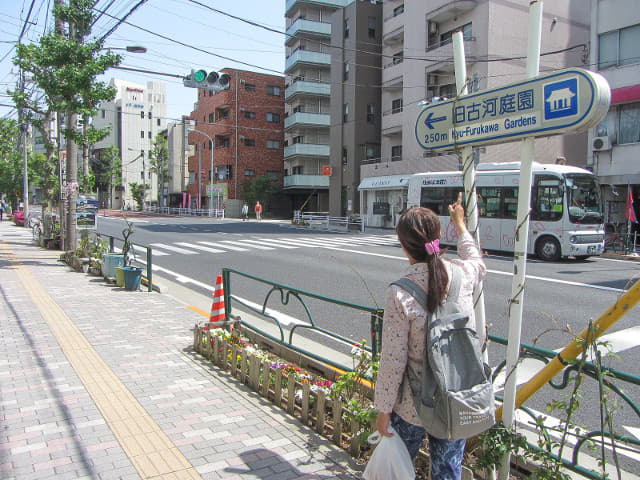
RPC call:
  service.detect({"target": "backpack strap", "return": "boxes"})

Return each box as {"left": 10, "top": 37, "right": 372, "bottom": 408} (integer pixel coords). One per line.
{"left": 390, "top": 264, "right": 462, "bottom": 313}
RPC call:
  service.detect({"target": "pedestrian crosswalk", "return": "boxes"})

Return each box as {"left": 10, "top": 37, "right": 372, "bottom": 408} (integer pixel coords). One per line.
{"left": 140, "top": 234, "right": 400, "bottom": 257}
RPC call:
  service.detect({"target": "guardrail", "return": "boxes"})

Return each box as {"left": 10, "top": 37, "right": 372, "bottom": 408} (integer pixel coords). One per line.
{"left": 218, "top": 267, "right": 639, "bottom": 477}
{"left": 292, "top": 211, "right": 365, "bottom": 232}
{"left": 490, "top": 334, "right": 640, "bottom": 479}
{"left": 105, "top": 235, "right": 154, "bottom": 292}
{"left": 221, "top": 267, "right": 383, "bottom": 372}
{"left": 142, "top": 206, "right": 225, "bottom": 218}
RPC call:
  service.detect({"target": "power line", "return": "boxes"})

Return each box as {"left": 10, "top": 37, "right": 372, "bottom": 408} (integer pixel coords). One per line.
{"left": 98, "top": 0, "right": 149, "bottom": 44}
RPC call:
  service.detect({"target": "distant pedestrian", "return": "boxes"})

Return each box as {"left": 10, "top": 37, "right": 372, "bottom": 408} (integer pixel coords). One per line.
{"left": 254, "top": 201, "right": 262, "bottom": 221}
{"left": 241, "top": 202, "right": 249, "bottom": 221}
{"left": 0, "top": 199, "right": 4, "bottom": 221}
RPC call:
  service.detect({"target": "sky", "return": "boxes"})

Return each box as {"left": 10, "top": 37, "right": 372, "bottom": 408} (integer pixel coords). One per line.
{"left": 0, "top": 0, "right": 286, "bottom": 122}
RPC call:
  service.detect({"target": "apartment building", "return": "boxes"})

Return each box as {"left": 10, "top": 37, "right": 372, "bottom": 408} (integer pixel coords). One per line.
{"left": 187, "top": 69, "right": 285, "bottom": 214}
{"left": 92, "top": 79, "right": 167, "bottom": 209}
{"left": 362, "top": 0, "right": 590, "bottom": 227}
{"left": 588, "top": 0, "right": 640, "bottom": 230}
{"left": 284, "top": 0, "right": 382, "bottom": 216}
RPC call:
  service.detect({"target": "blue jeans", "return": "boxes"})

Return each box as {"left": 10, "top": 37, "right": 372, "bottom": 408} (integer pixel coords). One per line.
{"left": 391, "top": 412, "right": 466, "bottom": 480}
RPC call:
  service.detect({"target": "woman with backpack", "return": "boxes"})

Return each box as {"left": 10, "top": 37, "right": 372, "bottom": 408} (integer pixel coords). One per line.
{"left": 373, "top": 193, "right": 486, "bottom": 479}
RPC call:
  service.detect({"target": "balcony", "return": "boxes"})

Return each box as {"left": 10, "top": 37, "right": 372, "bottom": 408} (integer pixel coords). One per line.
{"left": 285, "top": 49, "right": 331, "bottom": 73}
{"left": 283, "top": 174, "right": 330, "bottom": 189}
{"left": 284, "top": 143, "right": 330, "bottom": 159}
{"left": 285, "top": 80, "right": 331, "bottom": 100}
{"left": 286, "top": 0, "right": 350, "bottom": 16}
{"left": 426, "top": 0, "right": 477, "bottom": 23}
{"left": 382, "top": 111, "right": 402, "bottom": 136}
{"left": 425, "top": 37, "right": 477, "bottom": 71}
{"left": 285, "top": 112, "right": 330, "bottom": 130}
{"left": 286, "top": 19, "right": 331, "bottom": 45}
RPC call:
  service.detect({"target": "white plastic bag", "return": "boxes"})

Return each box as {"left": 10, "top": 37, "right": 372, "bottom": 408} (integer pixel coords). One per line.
{"left": 362, "top": 426, "right": 415, "bottom": 480}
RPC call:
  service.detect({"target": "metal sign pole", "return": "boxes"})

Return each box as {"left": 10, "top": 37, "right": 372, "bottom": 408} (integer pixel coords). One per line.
{"left": 499, "top": 2, "right": 543, "bottom": 479}
{"left": 452, "top": 31, "right": 488, "bottom": 364}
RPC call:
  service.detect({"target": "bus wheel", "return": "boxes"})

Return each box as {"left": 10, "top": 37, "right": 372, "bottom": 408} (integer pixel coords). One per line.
{"left": 536, "top": 236, "right": 561, "bottom": 261}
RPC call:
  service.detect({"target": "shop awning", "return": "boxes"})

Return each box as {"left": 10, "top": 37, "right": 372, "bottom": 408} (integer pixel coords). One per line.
{"left": 358, "top": 175, "right": 410, "bottom": 190}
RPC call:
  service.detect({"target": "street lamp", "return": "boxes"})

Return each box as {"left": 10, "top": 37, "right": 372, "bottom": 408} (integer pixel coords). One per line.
{"left": 188, "top": 128, "right": 214, "bottom": 215}
{"left": 105, "top": 45, "right": 147, "bottom": 54}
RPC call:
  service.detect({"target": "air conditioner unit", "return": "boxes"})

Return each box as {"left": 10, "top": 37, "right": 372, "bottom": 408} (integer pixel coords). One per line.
{"left": 240, "top": 107, "right": 245, "bottom": 112}
{"left": 592, "top": 136, "right": 611, "bottom": 151}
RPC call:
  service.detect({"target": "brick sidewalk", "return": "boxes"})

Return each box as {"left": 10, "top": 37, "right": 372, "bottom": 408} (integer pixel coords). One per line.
{"left": 0, "top": 222, "right": 362, "bottom": 480}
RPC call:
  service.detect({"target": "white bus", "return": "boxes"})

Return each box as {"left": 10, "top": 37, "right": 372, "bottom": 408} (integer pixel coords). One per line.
{"left": 407, "top": 162, "right": 604, "bottom": 261}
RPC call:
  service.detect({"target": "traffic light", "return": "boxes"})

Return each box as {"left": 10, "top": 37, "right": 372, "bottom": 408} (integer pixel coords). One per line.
{"left": 183, "top": 69, "right": 231, "bottom": 91}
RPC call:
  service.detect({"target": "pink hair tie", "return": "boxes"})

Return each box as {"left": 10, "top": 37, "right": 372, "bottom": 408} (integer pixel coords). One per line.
{"left": 425, "top": 239, "right": 440, "bottom": 255}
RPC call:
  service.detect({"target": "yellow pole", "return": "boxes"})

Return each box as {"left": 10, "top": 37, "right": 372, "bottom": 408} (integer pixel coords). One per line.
{"left": 497, "top": 279, "right": 640, "bottom": 420}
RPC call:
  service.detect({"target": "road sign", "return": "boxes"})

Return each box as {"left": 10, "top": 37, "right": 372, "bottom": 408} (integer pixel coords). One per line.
{"left": 415, "top": 68, "right": 610, "bottom": 151}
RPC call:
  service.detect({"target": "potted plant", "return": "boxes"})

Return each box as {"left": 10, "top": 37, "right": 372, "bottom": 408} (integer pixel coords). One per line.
{"left": 118, "top": 219, "right": 143, "bottom": 290}
{"left": 115, "top": 219, "right": 134, "bottom": 287}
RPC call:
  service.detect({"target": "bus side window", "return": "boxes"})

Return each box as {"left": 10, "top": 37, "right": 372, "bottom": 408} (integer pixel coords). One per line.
{"left": 478, "top": 187, "right": 500, "bottom": 218}
{"left": 532, "top": 176, "right": 563, "bottom": 221}
{"left": 503, "top": 188, "right": 518, "bottom": 219}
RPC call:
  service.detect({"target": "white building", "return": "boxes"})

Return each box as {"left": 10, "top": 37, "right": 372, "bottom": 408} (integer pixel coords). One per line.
{"left": 588, "top": 0, "right": 640, "bottom": 231}
{"left": 93, "top": 79, "right": 167, "bottom": 209}
{"left": 360, "top": 0, "right": 590, "bottom": 228}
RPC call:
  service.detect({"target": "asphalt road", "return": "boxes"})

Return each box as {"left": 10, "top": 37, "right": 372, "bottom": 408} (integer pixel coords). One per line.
{"left": 97, "top": 214, "right": 640, "bottom": 472}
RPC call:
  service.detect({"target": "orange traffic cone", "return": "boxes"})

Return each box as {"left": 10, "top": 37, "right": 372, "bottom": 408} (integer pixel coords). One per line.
{"left": 208, "top": 274, "right": 226, "bottom": 329}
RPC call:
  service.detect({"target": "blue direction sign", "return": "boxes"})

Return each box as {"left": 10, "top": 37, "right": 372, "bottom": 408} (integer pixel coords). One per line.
{"left": 415, "top": 68, "right": 610, "bottom": 151}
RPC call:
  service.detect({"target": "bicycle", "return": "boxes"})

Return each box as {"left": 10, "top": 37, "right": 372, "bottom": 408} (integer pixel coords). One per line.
{"left": 29, "top": 215, "right": 43, "bottom": 243}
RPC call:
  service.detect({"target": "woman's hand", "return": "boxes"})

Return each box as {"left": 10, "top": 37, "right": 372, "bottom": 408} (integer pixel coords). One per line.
{"left": 376, "top": 412, "right": 393, "bottom": 437}
{"left": 449, "top": 192, "right": 468, "bottom": 235}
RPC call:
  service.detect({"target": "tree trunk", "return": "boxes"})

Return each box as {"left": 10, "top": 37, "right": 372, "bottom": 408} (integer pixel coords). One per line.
{"left": 65, "top": 110, "right": 78, "bottom": 251}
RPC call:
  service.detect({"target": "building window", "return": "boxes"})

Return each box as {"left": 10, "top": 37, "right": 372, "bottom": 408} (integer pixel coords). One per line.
{"left": 157, "top": 118, "right": 161, "bottom": 126}
{"left": 148, "top": 131, "right": 152, "bottom": 140}
{"left": 218, "top": 137, "right": 230, "bottom": 148}
{"left": 438, "top": 22, "right": 473, "bottom": 48}
{"left": 148, "top": 112, "right": 152, "bottom": 119}
{"left": 393, "top": 4, "right": 404, "bottom": 16}
{"left": 391, "top": 145, "right": 402, "bottom": 161}
{"left": 245, "top": 83, "right": 256, "bottom": 92}
{"left": 266, "top": 171, "right": 280, "bottom": 179}
{"left": 292, "top": 166, "right": 303, "bottom": 175}
{"left": 293, "top": 135, "right": 304, "bottom": 144}
{"left": 244, "top": 111, "right": 256, "bottom": 119}
{"left": 391, "top": 98, "right": 403, "bottom": 114}
{"left": 368, "top": 16, "right": 376, "bottom": 38}
{"left": 209, "top": 113, "right": 214, "bottom": 123}
{"left": 215, "top": 165, "right": 232, "bottom": 180}
{"left": 188, "top": 171, "right": 195, "bottom": 185}
{"left": 599, "top": 24, "right": 640, "bottom": 69}
{"left": 140, "top": 131, "right": 145, "bottom": 138}
{"left": 366, "top": 104, "right": 375, "bottom": 123}
{"left": 344, "top": 63, "right": 349, "bottom": 81}
{"left": 344, "top": 19, "right": 350, "bottom": 38}
{"left": 392, "top": 51, "right": 403, "bottom": 65}
{"left": 343, "top": 103, "right": 349, "bottom": 123}
{"left": 243, "top": 138, "right": 255, "bottom": 146}
{"left": 101, "top": 109, "right": 105, "bottom": 118}
{"left": 293, "top": 105, "right": 305, "bottom": 113}
{"left": 244, "top": 169, "right": 255, "bottom": 176}
{"left": 266, "top": 112, "right": 280, "bottom": 123}
{"left": 266, "top": 140, "right": 280, "bottom": 149}
{"left": 141, "top": 111, "right": 145, "bottom": 118}
{"left": 267, "top": 85, "right": 281, "bottom": 96}
{"left": 619, "top": 102, "right": 640, "bottom": 144}
{"left": 343, "top": 147, "right": 348, "bottom": 165}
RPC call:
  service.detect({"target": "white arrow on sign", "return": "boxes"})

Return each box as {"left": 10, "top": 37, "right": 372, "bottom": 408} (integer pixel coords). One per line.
{"left": 414, "top": 68, "right": 611, "bottom": 151}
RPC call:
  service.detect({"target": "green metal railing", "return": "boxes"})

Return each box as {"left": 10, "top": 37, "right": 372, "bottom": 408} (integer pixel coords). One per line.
{"left": 221, "top": 267, "right": 383, "bottom": 372}
{"left": 106, "top": 235, "right": 153, "bottom": 292}
{"left": 490, "top": 334, "right": 640, "bottom": 479}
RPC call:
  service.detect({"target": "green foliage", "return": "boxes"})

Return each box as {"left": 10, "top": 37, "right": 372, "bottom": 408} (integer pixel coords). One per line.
{"left": 128, "top": 183, "right": 148, "bottom": 211}
{"left": 93, "top": 146, "right": 121, "bottom": 206}
{"left": 148, "top": 135, "right": 171, "bottom": 205}
{"left": 240, "top": 176, "right": 278, "bottom": 209}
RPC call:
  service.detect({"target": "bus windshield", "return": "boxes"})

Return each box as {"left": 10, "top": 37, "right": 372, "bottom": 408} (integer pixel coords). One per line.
{"left": 565, "top": 174, "right": 602, "bottom": 224}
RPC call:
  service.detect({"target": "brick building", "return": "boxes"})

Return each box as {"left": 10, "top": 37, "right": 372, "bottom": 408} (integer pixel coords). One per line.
{"left": 186, "top": 69, "right": 285, "bottom": 214}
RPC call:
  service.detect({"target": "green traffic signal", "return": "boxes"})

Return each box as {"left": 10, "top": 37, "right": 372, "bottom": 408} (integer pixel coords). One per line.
{"left": 193, "top": 70, "right": 207, "bottom": 82}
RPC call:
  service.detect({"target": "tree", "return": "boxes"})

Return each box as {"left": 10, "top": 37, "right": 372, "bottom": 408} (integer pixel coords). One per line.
{"left": 0, "top": 119, "right": 22, "bottom": 208}
{"left": 13, "top": 0, "right": 121, "bottom": 251}
{"left": 240, "top": 176, "right": 279, "bottom": 211}
{"left": 148, "top": 135, "right": 170, "bottom": 206}
{"left": 93, "top": 146, "right": 121, "bottom": 208}
{"left": 129, "top": 183, "right": 148, "bottom": 211}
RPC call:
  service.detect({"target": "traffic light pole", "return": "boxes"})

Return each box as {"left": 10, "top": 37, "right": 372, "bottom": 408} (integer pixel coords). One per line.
{"left": 188, "top": 128, "right": 214, "bottom": 215}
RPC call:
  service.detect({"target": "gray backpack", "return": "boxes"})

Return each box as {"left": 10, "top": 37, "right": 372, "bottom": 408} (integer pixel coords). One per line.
{"left": 391, "top": 265, "right": 495, "bottom": 440}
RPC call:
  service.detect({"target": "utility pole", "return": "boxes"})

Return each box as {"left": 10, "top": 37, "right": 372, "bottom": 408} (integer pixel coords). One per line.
{"left": 19, "top": 69, "right": 29, "bottom": 221}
